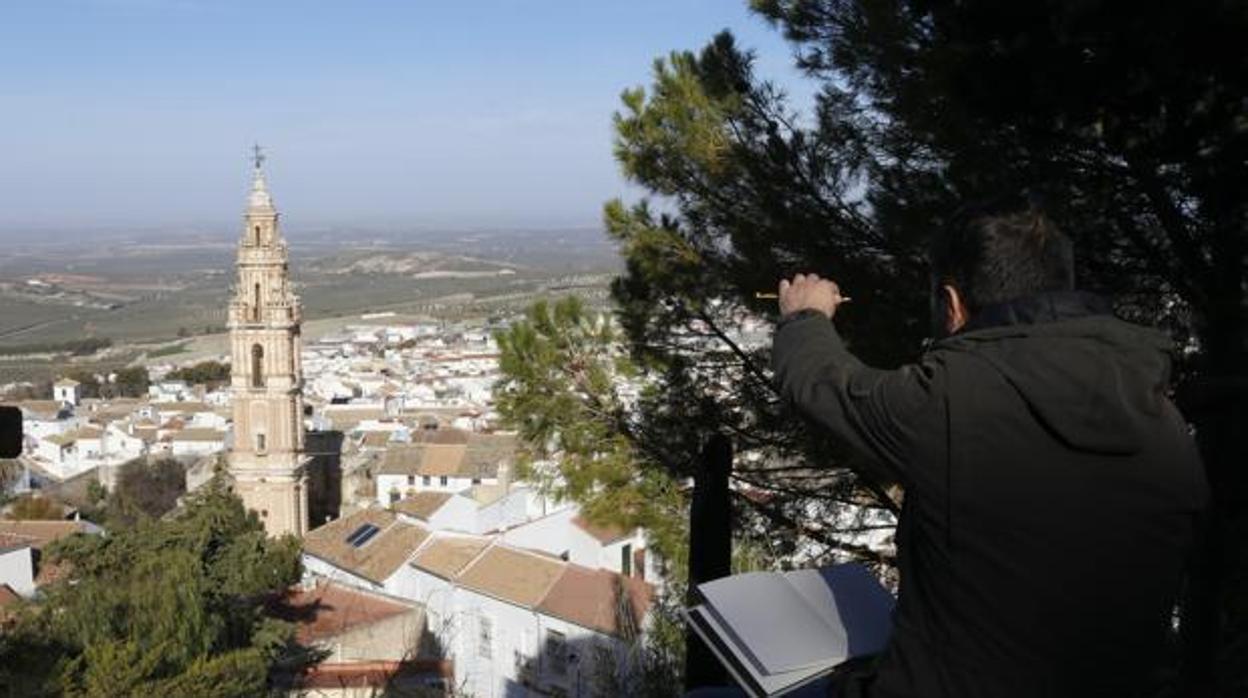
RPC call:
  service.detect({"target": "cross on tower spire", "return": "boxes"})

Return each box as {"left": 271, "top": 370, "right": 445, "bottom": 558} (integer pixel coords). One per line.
{"left": 251, "top": 143, "right": 266, "bottom": 171}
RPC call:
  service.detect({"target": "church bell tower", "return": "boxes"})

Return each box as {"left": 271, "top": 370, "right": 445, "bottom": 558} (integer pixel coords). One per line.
{"left": 227, "top": 146, "right": 309, "bottom": 537}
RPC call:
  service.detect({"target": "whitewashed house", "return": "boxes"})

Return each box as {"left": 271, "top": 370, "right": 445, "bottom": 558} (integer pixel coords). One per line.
{"left": 501, "top": 506, "right": 658, "bottom": 581}
{"left": 375, "top": 430, "right": 513, "bottom": 501}
{"left": 407, "top": 537, "right": 653, "bottom": 698}
{"left": 53, "top": 379, "right": 82, "bottom": 406}
{"left": 0, "top": 535, "right": 35, "bottom": 598}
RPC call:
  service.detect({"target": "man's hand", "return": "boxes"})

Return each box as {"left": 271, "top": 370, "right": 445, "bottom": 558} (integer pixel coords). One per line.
{"left": 778, "top": 273, "right": 846, "bottom": 320}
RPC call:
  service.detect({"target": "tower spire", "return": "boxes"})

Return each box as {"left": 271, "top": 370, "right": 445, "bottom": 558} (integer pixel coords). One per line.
{"left": 228, "top": 150, "right": 308, "bottom": 538}
{"left": 247, "top": 144, "right": 275, "bottom": 212}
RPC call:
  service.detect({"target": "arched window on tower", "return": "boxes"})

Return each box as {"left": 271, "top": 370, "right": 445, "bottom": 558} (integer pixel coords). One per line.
{"left": 251, "top": 344, "right": 264, "bottom": 388}
{"left": 252, "top": 282, "right": 261, "bottom": 321}
{"left": 253, "top": 225, "right": 261, "bottom": 245}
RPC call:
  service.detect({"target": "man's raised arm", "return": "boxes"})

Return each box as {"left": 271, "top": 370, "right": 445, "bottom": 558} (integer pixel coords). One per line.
{"left": 771, "top": 275, "right": 941, "bottom": 488}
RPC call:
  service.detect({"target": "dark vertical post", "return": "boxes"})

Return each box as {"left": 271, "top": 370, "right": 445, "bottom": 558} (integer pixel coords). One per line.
{"left": 685, "top": 433, "right": 733, "bottom": 691}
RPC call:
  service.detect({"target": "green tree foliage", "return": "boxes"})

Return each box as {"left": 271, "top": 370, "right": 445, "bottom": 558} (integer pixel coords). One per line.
{"left": 112, "top": 367, "right": 150, "bottom": 398}
{"left": 495, "top": 297, "right": 689, "bottom": 696}
{"left": 105, "top": 457, "right": 187, "bottom": 527}
{"left": 495, "top": 297, "right": 687, "bottom": 565}
{"left": 0, "top": 477, "right": 305, "bottom": 697}
{"left": 61, "top": 370, "right": 102, "bottom": 400}
{"left": 166, "top": 360, "right": 231, "bottom": 389}
{"left": 606, "top": 1, "right": 1246, "bottom": 692}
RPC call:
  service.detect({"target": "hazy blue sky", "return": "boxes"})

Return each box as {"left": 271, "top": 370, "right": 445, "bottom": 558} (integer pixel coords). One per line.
{"left": 0, "top": 0, "right": 811, "bottom": 232}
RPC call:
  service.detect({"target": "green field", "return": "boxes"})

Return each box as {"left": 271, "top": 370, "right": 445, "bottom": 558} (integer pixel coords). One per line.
{"left": 0, "top": 232, "right": 617, "bottom": 384}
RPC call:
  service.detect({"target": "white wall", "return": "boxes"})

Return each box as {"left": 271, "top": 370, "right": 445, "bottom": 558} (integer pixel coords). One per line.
{"left": 302, "top": 554, "right": 383, "bottom": 593}
{"left": 0, "top": 546, "right": 35, "bottom": 597}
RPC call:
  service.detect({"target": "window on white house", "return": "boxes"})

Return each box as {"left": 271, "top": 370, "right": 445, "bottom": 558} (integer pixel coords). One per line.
{"left": 545, "top": 629, "right": 567, "bottom": 676}
{"left": 422, "top": 475, "right": 431, "bottom": 486}
{"left": 478, "top": 616, "right": 493, "bottom": 659}
{"left": 407, "top": 475, "right": 415, "bottom": 486}
{"left": 389, "top": 490, "right": 400, "bottom": 505}
{"left": 621, "top": 543, "right": 632, "bottom": 577}
{"left": 439, "top": 476, "right": 448, "bottom": 487}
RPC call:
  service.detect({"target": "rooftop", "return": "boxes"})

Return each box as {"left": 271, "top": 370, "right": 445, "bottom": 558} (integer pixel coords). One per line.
{"left": 456, "top": 545, "right": 565, "bottom": 609}
{"left": 272, "top": 580, "right": 419, "bottom": 646}
{"left": 392, "top": 491, "right": 455, "bottom": 520}
{"left": 409, "top": 535, "right": 490, "bottom": 580}
{"left": 303, "top": 508, "right": 431, "bottom": 585}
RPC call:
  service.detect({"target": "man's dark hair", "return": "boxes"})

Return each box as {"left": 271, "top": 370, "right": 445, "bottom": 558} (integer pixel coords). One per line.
{"left": 930, "top": 194, "right": 1075, "bottom": 313}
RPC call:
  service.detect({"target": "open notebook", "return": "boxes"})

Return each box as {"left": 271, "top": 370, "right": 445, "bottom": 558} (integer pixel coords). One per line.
{"left": 685, "top": 563, "right": 895, "bottom": 697}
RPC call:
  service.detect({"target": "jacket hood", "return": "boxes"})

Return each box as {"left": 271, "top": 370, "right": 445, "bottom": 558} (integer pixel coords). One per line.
{"left": 937, "top": 292, "right": 1175, "bottom": 455}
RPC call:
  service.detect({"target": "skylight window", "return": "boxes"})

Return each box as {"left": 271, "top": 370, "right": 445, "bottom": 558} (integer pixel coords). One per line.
{"left": 345, "top": 523, "right": 381, "bottom": 548}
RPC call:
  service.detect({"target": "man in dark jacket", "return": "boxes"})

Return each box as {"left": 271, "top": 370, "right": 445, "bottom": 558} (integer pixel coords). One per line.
{"left": 771, "top": 200, "right": 1208, "bottom": 697}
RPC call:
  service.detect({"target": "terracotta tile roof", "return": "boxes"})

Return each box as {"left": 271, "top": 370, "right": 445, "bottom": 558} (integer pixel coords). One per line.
{"left": 323, "top": 407, "right": 387, "bottom": 427}
{"left": 410, "top": 536, "right": 490, "bottom": 580}
{"left": 159, "top": 401, "right": 213, "bottom": 413}
{"left": 296, "top": 660, "right": 452, "bottom": 690}
{"left": 0, "top": 521, "right": 93, "bottom": 549}
{"left": 463, "top": 432, "right": 516, "bottom": 460}
{"left": 16, "top": 401, "right": 63, "bottom": 416}
{"left": 0, "top": 584, "right": 19, "bottom": 607}
{"left": 457, "top": 546, "right": 565, "bottom": 609}
{"left": 572, "top": 515, "right": 634, "bottom": 545}
{"left": 0, "top": 533, "right": 32, "bottom": 554}
{"left": 272, "top": 581, "right": 419, "bottom": 646}
{"left": 418, "top": 445, "right": 466, "bottom": 477}
{"left": 392, "top": 491, "right": 454, "bottom": 520}
{"left": 54, "top": 378, "right": 80, "bottom": 387}
{"left": 170, "top": 428, "right": 226, "bottom": 443}
{"left": 536, "top": 565, "right": 653, "bottom": 638}
{"left": 378, "top": 444, "right": 467, "bottom": 477}
{"left": 358, "top": 431, "right": 392, "bottom": 449}
{"left": 303, "top": 509, "right": 431, "bottom": 585}
{"left": 411, "top": 429, "right": 470, "bottom": 446}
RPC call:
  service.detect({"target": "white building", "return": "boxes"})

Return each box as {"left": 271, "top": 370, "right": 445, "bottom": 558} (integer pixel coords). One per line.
{"left": 53, "top": 379, "right": 82, "bottom": 406}
{"left": 0, "top": 536, "right": 35, "bottom": 598}
{"left": 375, "top": 430, "right": 513, "bottom": 501}
{"left": 300, "top": 509, "right": 656, "bottom": 698}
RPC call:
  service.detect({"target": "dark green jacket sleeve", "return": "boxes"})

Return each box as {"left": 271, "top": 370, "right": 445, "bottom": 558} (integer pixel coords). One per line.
{"left": 771, "top": 310, "right": 942, "bottom": 487}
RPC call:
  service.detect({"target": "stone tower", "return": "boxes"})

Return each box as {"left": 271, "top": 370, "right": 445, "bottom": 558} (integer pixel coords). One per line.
{"left": 227, "top": 148, "right": 309, "bottom": 537}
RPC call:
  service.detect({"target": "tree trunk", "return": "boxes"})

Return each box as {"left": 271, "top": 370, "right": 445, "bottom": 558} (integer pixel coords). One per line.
{"left": 684, "top": 434, "right": 733, "bottom": 691}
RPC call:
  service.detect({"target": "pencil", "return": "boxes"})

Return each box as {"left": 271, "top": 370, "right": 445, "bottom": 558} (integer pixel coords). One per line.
{"left": 755, "top": 291, "right": 852, "bottom": 302}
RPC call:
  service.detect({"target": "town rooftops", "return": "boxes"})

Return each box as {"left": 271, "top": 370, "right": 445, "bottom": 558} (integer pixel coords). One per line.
{"left": 0, "top": 533, "right": 33, "bottom": 555}
{"left": 537, "top": 564, "right": 652, "bottom": 638}
{"left": 303, "top": 508, "right": 431, "bottom": 585}
{"left": 409, "top": 535, "right": 490, "bottom": 580}
{"left": 392, "top": 491, "right": 454, "bottom": 520}
{"left": 0, "top": 520, "right": 97, "bottom": 549}
{"left": 456, "top": 545, "right": 565, "bottom": 609}
{"left": 572, "top": 514, "right": 634, "bottom": 545}
{"left": 169, "top": 428, "right": 227, "bottom": 443}
{"left": 378, "top": 430, "right": 515, "bottom": 479}
{"left": 358, "top": 431, "right": 393, "bottom": 449}
{"left": 406, "top": 535, "right": 656, "bottom": 637}
{"left": 17, "top": 400, "right": 64, "bottom": 416}
{"left": 272, "top": 580, "right": 420, "bottom": 646}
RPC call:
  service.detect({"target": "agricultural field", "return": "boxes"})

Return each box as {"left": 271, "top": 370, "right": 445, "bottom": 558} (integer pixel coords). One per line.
{"left": 0, "top": 227, "right": 619, "bottom": 385}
